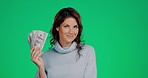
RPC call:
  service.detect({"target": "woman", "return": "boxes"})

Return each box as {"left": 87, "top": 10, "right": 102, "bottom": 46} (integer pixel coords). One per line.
{"left": 31, "top": 7, "right": 97, "bottom": 78}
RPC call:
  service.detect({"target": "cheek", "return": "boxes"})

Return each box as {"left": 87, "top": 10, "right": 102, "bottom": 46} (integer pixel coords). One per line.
{"left": 61, "top": 28, "right": 69, "bottom": 33}
{"left": 75, "top": 30, "right": 79, "bottom": 35}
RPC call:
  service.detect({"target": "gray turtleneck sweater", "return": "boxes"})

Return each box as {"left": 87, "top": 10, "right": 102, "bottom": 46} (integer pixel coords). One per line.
{"left": 36, "top": 42, "right": 97, "bottom": 78}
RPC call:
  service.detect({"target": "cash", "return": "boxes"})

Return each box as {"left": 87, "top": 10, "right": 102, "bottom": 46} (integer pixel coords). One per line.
{"left": 28, "top": 30, "right": 48, "bottom": 50}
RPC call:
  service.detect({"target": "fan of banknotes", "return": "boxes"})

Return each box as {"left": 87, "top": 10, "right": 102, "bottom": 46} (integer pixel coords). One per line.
{"left": 28, "top": 30, "right": 48, "bottom": 50}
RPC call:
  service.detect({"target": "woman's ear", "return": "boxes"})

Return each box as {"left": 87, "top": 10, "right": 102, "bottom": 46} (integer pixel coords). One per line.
{"left": 56, "top": 27, "right": 59, "bottom": 31}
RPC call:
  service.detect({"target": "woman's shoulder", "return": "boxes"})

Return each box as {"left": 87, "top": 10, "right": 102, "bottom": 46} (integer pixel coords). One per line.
{"left": 80, "top": 44, "right": 95, "bottom": 56}
{"left": 81, "top": 44, "right": 95, "bottom": 51}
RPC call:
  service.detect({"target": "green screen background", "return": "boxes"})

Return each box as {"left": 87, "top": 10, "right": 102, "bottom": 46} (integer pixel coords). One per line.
{"left": 0, "top": 0, "right": 148, "bottom": 78}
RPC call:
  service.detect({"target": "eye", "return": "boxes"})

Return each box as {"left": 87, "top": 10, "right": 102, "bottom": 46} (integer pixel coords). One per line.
{"left": 64, "top": 25, "right": 69, "bottom": 28}
{"left": 73, "top": 25, "right": 78, "bottom": 28}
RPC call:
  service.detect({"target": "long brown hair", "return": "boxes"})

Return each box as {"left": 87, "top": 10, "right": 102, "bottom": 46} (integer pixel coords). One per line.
{"left": 50, "top": 7, "right": 83, "bottom": 55}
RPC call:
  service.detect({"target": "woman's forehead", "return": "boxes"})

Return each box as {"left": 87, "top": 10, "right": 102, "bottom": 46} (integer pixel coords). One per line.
{"left": 62, "top": 17, "right": 77, "bottom": 25}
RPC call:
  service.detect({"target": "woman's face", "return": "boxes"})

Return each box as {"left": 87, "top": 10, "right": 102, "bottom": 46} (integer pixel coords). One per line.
{"left": 56, "top": 17, "right": 79, "bottom": 44}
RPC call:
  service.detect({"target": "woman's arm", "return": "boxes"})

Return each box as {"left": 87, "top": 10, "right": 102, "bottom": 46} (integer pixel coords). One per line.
{"left": 38, "top": 68, "right": 46, "bottom": 78}
{"left": 30, "top": 46, "right": 46, "bottom": 78}
{"left": 84, "top": 46, "right": 97, "bottom": 78}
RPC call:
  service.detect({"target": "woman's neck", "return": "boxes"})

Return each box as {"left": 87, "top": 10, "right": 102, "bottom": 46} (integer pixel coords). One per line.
{"left": 59, "top": 41, "right": 72, "bottom": 48}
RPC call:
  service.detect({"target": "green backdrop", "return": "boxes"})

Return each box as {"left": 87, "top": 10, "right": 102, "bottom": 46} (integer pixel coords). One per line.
{"left": 0, "top": 0, "right": 148, "bottom": 78}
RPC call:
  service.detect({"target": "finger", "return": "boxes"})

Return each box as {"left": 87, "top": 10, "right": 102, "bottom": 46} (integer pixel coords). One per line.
{"left": 31, "top": 51, "right": 38, "bottom": 62}
{"left": 31, "top": 49, "right": 35, "bottom": 58}
{"left": 32, "top": 48, "right": 41, "bottom": 60}
{"left": 30, "top": 46, "right": 35, "bottom": 54}
{"left": 32, "top": 46, "right": 39, "bottom": 57}
{"left": 30, "top": 47, "right": 35, "bottom": 58}
{"left": 36, "top": 52, "right": 44, "bottom": 59}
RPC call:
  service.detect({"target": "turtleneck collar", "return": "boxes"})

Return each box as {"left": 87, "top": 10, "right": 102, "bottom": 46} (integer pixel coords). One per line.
{"left": 54, "top": 41, "right": 77, "bottom": 54}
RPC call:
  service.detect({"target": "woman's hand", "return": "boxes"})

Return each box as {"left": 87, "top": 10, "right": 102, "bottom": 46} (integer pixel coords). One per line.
{"left": 30, "top": 46, "right": 44, "bottom": 69}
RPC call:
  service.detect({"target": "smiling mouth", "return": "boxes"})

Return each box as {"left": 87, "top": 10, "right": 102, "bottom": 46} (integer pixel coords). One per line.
{"left": 66, "top": 35, "right": 74, "bottom": 38}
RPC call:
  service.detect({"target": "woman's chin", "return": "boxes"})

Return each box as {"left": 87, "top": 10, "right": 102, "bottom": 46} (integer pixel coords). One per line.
{"left": 65, "top": 39, "right": 74, "bottom": 43}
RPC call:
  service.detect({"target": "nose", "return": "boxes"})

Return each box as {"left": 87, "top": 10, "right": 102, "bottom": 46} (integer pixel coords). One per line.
{"left": 69, "top": 27, "right": 74, "bottom": 34}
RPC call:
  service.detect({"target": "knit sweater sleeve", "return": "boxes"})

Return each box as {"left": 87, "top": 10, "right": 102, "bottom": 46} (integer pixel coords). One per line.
{"left": 35, "top": 52, "right": 48, "bottom": 78}
{"left": 84, "top": 46, "right": 97, "bottom": 78}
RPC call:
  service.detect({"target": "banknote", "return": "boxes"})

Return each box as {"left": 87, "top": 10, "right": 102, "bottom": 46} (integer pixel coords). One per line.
{"left": 28, "top": 30, "right": 48, "bottom": 50}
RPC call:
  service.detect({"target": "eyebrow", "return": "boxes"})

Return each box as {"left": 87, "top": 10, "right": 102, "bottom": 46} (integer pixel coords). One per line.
{"left": 63, "top": 24, "right": 78, "bottom": 27}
